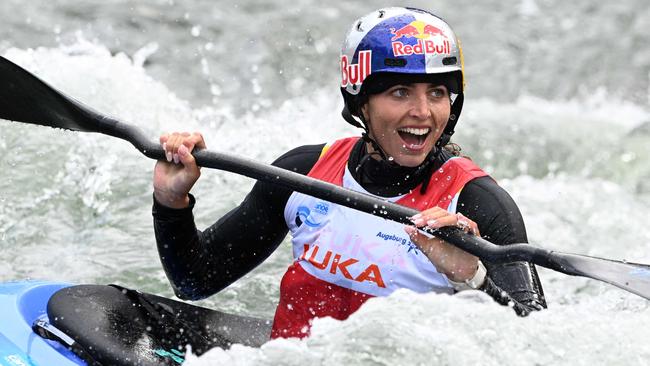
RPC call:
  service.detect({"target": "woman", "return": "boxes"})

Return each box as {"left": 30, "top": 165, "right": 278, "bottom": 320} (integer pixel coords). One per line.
{"left": 153, "top": 7, "right": 546, "bottom": 339}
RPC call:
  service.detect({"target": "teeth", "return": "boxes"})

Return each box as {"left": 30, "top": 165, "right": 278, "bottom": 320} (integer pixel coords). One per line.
{"left": 398, "top": 127, "right": 430, "bottom": 136}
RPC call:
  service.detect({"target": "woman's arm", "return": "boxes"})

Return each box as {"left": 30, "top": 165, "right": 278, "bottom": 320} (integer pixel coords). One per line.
{"left": 153, "top": 144, "right": 325, "bottom": 300}
{"left": 457, "top": 176, "right": 547, "bottom": 315}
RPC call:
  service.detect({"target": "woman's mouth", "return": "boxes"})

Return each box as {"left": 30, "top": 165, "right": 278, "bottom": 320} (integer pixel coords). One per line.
{"left": 397, "top": 127, "right": 430, "bottom": 151}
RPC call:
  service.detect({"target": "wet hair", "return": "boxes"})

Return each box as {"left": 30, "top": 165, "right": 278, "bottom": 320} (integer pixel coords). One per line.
{"left": 444, "top": 141, "right": 469, "bottom": 158}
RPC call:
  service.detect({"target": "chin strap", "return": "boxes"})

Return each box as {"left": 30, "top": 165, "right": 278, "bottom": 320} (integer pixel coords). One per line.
{"left": 356, "top": 111, "right": 397, "bottom": 164}
{"left": 360, "top": 131, "right": 392, "bottom": 161}
{"left": 354, "top": 128, "right": 396, "bottom": 174}
{"left": 342, "top": 103, "right": 383, "bottom": 160}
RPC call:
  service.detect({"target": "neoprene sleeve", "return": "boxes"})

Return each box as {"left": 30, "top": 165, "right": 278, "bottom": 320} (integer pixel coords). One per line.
{"left": 153, "top": 145, "right": 323, "bottom": 299}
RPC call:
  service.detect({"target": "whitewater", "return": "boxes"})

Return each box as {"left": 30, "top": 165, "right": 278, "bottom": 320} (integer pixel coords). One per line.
{"left": 1, "top": 1, "right": 649, "bottom": 365}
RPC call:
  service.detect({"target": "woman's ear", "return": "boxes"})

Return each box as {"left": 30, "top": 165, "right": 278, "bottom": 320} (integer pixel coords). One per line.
{"left": 360, "top": 103, "right": 369, "bottom": 121}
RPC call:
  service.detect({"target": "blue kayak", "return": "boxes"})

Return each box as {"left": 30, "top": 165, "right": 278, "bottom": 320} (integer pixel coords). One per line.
{"left": 0, "top": 281, "right": 271, "bottom": 365}
{"left": 0, "top": 281, "right": 83, "bottom": 365}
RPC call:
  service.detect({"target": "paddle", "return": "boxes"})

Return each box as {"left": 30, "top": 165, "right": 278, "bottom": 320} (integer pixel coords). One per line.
{"left": 2, "top": 55, "right": 650, "bottom": 300}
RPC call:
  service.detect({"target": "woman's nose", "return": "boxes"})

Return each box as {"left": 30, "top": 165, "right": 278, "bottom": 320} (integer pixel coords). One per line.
{"left": 409, "top": 94, "right": 431, "bottom": 119}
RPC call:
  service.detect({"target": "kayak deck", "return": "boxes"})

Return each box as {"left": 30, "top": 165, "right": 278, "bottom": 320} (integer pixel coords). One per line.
{"left": 0, "top": 281, "right": 84, "bottom": 365}
{"left": 0, "top": 281, "right": 272, "bottom": 365}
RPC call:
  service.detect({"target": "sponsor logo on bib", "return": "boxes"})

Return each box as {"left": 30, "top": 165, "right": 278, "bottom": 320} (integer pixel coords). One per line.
{"left": 296, "top": 201, "right": 331, "bottom": 228}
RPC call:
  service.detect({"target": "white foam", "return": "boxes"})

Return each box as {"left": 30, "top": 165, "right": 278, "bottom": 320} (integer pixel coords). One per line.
{"left": 187, "top": 289, "right": 650, "bottom": 366}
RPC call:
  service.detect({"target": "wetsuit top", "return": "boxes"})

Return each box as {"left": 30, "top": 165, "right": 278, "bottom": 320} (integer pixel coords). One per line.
{"left": 273, "top": 137, "right": 488, "bottom": 338}
{"left": 153, "top": 138, "right": 547, "bottom": 338}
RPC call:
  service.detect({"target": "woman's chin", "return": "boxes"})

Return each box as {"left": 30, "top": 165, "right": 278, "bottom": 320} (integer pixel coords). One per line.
{"left": 389, "top": 143, "right": 434, "bottom": 167}
{"left": 391, "top": 153, "right": 428, "bottom": 167}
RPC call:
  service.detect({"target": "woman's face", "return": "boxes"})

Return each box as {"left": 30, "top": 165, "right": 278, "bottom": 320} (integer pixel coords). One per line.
{"left": 361, "top": 82, "right": 451, "bottom": 167}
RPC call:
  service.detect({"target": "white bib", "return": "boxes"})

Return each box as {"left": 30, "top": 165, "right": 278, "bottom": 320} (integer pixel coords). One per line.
{"left": 284, "top": 166, "right": 454, "bottom": 297}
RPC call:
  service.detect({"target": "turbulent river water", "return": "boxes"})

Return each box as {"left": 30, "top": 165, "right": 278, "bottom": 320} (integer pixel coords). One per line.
{"left": 1, "top": 1, "right": 650, "bottom": 365}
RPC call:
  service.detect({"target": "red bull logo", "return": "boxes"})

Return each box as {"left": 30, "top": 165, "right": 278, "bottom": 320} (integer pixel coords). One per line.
{"left": 390, "top": 20, "right": 451, "bottom": 57}
{"left": 340, "top": 50, "right": 371, "bottom": 88}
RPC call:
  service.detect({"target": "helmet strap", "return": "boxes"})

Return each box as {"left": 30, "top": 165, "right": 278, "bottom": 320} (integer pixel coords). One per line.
{"left": 435, "top": 92, "right": 464, "bottom": 148}
{"left": 341, "top": 104, "right": 365, "bottom": 129}
{"left": 361, "top": 132, "right": 392, "bottom": 161}
{"left": 358, "top": 113, "right": 397, "bottom": 164}
{"left": 353, "top": 131, "right": 389, "bottom": 174}
{"left": 352, "top": 112, "right": 403, "bottom": 173}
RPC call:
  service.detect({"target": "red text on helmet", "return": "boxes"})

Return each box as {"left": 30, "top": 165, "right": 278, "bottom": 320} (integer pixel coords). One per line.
{"left": 392, "top": 39, "right": 451, "bottom": 57}
{"left": 390, "top": 22, "right": 452, "bottom": 57}
{"left": 340, "top": 50, "right": 372, "bottom": 88}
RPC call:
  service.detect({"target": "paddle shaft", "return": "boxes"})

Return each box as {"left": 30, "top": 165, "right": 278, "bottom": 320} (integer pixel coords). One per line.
{"left": 102, "top": 113, "right": 554, "bottom": 265}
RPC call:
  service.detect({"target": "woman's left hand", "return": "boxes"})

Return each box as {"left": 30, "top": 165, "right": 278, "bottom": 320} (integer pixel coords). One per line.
{"left": 404, "top": 207, "right": 480, "bottom": 282}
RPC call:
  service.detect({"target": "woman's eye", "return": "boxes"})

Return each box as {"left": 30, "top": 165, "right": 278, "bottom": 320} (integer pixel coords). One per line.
{"left": 429, "top": 88, "right": 446, "bottom": 98}
{"left": 390, "top": 88, "right": 409, "bottom": 97}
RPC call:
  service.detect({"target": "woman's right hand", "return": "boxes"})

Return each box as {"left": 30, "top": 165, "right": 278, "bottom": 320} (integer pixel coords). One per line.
{"left": 153, "top": 132, "right": 206, "bottom": 208}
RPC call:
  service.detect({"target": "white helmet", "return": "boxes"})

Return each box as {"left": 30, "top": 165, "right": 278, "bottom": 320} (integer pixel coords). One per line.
{"left": 340, "top": 7, "right": 465, "bottom": 148}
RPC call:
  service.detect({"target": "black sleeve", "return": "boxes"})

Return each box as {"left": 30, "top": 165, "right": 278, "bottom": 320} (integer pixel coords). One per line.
{"left": 153, "top": 144, "right": 325, "bottom": 300}
{"left": 457, "top": 176, "right": 547, "bottom": 315}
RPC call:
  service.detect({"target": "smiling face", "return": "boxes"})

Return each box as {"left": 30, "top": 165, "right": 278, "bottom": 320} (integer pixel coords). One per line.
{"left": 360, "top": 82, "right": 451, "bottom": 167}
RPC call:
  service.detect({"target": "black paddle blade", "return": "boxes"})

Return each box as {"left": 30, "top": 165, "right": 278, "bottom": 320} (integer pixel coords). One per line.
{"left": 0, "top": 55, "right": 158, "bottom": 155}
{"left": 550, "top": 252, "right": 650, "bottom": 299}
{"left": 0, "top": 55, "right": 108, "bottom": 133}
